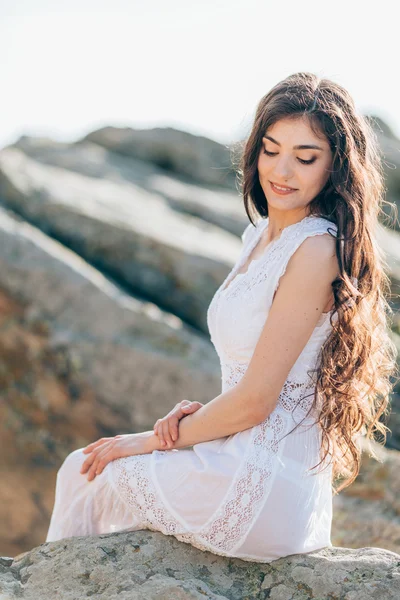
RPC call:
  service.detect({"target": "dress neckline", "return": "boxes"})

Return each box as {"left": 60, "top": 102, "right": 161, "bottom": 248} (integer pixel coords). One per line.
{"left": 219, "top": 214, "right": 318, "bottom": 295}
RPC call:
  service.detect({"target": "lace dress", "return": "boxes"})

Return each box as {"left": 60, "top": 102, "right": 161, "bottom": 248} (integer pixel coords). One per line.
{"left": 46, "top": 214, "right": 338, "bottom": 563}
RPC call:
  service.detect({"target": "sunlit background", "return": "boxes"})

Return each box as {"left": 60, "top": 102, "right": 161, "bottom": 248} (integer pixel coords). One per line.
{"left": 1, "top": 0, "right": 400, "bottom": 579}
{"left": 2, "top": 0, "right": 400, "bottom": 149}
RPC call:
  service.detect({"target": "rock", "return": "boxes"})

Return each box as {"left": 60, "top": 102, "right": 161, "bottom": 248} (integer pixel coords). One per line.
{"left": 384, "top": 330, "right": 400, "bottom": 451}
{"left": 0, "top": 285, "right": 99, "bottom": 557}
{"left": 0, "top": 207, "right": 220, "bottom": 429}
{"left": 376, "top": 221, "right": 400, "bottom": 304}
{"left": 0, "top": 207, "right": 220, "bottom": 557}
{"left": 332, "top": 438, "right": 400, "bottom": 554}
{"left": 368, "top": 115, "right": 399, "bottom": 141}
{"left": 0, "top": 145, "right": 243, "bottom": 333}
{"left": 82, "top": 125, "right": 237, "bottom": 188}
{"left": 369, "top": 115, "right": 400, "bottom": 224}
{"left": 1, "top": 530, "right": 399, "bottom": 599}
{"left": 11, "top": 135, "right": 246, "bottom": 236}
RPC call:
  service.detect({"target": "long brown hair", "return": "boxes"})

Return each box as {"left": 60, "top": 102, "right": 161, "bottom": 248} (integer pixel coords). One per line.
{"left": 234, "top": 72, "right": 399, "bottom": 494}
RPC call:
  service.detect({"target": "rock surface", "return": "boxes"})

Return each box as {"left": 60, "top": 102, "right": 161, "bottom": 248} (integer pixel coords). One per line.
{"left": 82, "top": 125, "right": 238, "bottom": 188}
{"left": 12, "top": 135, "right": 246, "bottom": 235}
{"left": 370, "top": 116, "right": 400, "bottom": 216}
{"left": 332, "top": 438, "right": 400, "bottom": 555}
{"left": 0, "top": 207, "right": 220, "bottom": 429}
{"left": 1, "top": 530, "right": 400, "bottom": 599}
{"left": 0, "top": 207, "right": 220, "bottom": 556}
{"left": 0, "top": 144, "right": 243, "bottom": 333}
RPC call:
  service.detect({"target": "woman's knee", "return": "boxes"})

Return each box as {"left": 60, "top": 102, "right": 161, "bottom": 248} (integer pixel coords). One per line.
{"left": 58, "top": 447, "right": 86, "bottom": 479}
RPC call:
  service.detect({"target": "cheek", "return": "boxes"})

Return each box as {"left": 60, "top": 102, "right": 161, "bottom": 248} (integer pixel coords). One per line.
{"left": 304, "top": 165, "right": 330, "bottom": 189}
{"left": 316, "top": 164, "right": 331, "bottom": 187}
{"left": 257, "top": 154, "right": 265, "bottom": 172}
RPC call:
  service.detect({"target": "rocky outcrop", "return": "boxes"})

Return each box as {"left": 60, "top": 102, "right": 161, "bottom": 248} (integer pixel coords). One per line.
{"left": 1, "top": 530, "right": 399, "bottom": 599}
{"left": 0, "top": 286, "right": 98, "bottom": 557}
{"left": 82, "top": 125, "right": 238, "bottom": 188}
{"left": 0, "top": 207, "right": 220, "bottom": 428}
{"left": 0, "top": 207, "right": 220, "bottom": 556}
{"left": 0, "top": 145, "right": 244, "bottom": 333}
{"left": 370, "top": 115, "right": 400, "bottom": 216}
{"left": 332, "top": 438, "right": 400, "bottom": 555}
{"left": 12, "top": 135, "right": 246, "bottom": 235}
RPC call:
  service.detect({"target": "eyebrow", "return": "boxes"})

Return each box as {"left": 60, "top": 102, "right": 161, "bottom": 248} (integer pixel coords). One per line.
{"left": 263, "top": 135, "right": 324, "bottom": 151}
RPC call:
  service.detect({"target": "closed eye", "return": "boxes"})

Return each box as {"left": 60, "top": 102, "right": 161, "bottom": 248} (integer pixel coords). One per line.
{"left": 263, "top": 149, "right": 316, "bottom": 165}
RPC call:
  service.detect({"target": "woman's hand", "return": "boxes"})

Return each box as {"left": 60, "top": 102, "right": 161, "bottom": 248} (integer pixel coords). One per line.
{"left": 153, "top": 399, "right": 203, "bottom": 449}
{"left": 80, "top": 431, "right": 156, "bottom": 482}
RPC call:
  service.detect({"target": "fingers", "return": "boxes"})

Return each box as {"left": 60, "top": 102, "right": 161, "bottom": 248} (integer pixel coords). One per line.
{"left": 160, "top": 419, "right": 173, "bottom": 449}
{"left": 170, "top": 418, "right": 179, "bottom": 443}
{"left": 155, "top": 417, "right": 176, "bottom": 449}
{"left": 180, "top": 399, "right": 191, "bottom": 407}
{"left": 80, "top": 439, "right": 113, "bottom": 478}
{"left": 83, "top": 438, "right": 105, "bottom": 454}
{"left": 86, "top": 444, "right": 114, "bottom": 481}
{"left": 82, "top": 437, "right": 112, "bottom": 454}
{"left": 181, "top": 401, "right": 203, "bottom": 413}
{"left": 180, "top": 405, "right": 196, "bottom": 412}
{"left": 153, "top": 401, "right": 203, "bottom": 448}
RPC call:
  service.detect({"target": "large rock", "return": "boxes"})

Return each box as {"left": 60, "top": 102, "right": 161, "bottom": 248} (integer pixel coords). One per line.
{"left": 0, "top": 207, "right": 220, "bottom": 428}
{"left": 332, "top": 438, "right": 400, "bottom": 554}
{"left": 369, "top": 115, "right": 400, "bottom": 219}
{"left": 1, "top": 530, "right": 399, "bottom": 599}
{"left": 11, "top": 135, "right": 246, "bottom": 236}
{"left": 0, "top": 145, "right": 243, "bottom": 333}
{"left": 0, "top": 286, "right": 99, "bottom": 557}
{"left": 0, "top": 207, "right": 221, "bottom": 557}
{"left": 82, "top": 125, "right": 237, "bottom": 188}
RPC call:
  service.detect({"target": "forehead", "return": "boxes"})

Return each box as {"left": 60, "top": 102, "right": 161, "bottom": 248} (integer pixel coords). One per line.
{"left": 265, "top": 116, "right": 327, "bottom": 144}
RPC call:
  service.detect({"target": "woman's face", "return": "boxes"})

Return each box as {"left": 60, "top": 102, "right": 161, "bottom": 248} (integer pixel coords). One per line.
{"left": 257, "top": 116, "right": 333, "bottom": 214}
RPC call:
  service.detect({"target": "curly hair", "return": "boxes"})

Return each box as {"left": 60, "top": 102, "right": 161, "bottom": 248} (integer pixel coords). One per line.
{"left": 234, "top": 71, "right": 399, "bottom": 494}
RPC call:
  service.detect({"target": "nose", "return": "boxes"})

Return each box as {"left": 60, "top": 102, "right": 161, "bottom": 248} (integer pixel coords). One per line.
{"left": 272, "top": 156, "right": 294, "bottom": 181}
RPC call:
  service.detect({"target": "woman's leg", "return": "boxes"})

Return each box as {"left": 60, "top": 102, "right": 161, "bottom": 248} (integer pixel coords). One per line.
{"left": 46, "top": 448, "right": 142, "bottom": 542}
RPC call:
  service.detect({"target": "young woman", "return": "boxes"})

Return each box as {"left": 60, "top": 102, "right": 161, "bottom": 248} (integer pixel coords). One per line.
{"left": 46, "top": 72, "right": 397, "bottom": 563}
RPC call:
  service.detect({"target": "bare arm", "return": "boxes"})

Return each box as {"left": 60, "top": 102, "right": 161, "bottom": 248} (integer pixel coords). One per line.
{"left": 145, "top": 232, "right": 340, "bottom": 453}
{"left": 157, "top": 381, "right": 264, "bottom": 449}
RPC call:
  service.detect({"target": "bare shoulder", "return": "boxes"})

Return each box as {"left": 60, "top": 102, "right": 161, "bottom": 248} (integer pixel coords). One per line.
{"left": 286, "top": 231, "right": 339, "bottom": 281}
{"left": 293, "top": 230, "right": 337, "bottom": 258}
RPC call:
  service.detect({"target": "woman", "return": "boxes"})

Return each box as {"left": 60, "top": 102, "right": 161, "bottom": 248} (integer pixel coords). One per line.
{"left": 46, "top": 72, "right": 397, "bottom": 563}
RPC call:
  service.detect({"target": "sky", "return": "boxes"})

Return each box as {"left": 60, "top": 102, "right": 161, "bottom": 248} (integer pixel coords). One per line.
{"left": 1, "top": 0, "right": 399, "bottom": 150}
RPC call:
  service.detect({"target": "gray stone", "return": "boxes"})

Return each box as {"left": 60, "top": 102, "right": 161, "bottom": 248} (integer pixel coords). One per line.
{"left": 82, "top": 125, "right": 237, "bottom": 188}
{"left": 0, "top": 145, "right": 243, "bottom": 333}
{"left": 1, "top": 530, "right": 399, "bottom": 599}
{"left": 11, "top": 135, "right": 246, "bottom": 236}
{"left": 0, "top": 206, "right": 220, "bottom": 434}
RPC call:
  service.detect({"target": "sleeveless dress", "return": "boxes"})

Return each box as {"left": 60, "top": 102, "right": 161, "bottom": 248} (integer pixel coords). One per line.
{"left": 46, "top": 214, "right": 338, "bottom": 563}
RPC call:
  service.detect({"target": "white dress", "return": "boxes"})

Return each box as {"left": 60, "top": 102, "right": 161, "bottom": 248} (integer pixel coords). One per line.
{"left": 46, "top": 214, "right": 338, "bottom": 563}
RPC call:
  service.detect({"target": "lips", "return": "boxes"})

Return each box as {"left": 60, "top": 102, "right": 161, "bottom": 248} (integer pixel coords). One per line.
{"left": 269, "top": 181, "right": 298, "bottom": 191}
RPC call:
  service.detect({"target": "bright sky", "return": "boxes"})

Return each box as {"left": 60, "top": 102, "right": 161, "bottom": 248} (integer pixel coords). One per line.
{"left": 1, "top": 0, "right": 399, "bottom": 150}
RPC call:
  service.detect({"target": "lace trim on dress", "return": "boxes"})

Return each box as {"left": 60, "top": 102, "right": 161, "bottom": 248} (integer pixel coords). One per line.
{"left": 176, "top": 410, "right": 288, "bottom": 555}
{"left": 276, "top": 375, "right": 323, "bottom": 425}
{"left": 111, "top": 408, "right": 289, "bottom": 558}
{"left": 112, "top": 455, "right": 186, "bottom": 536}
{"left": 221, "top": 358, "right": 248, "bottom": 390}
